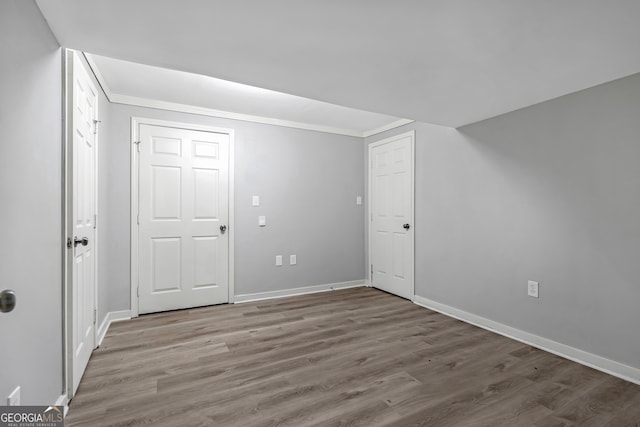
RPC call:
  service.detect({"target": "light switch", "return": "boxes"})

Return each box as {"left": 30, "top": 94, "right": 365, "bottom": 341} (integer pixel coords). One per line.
{"left": 290, "top": 254, "right": 297, "bottom": 265}
{"left": 258, "top": 216, "right": 266, "bottom": 226}
{"left": 252, "top": 196, "right": 260, "bottom": 207}
{"left": 275, "top": 255, "right": 283, "bottom": 266}
{"left": 528, "top": 281, "right": 539, "bottom": 298}
{"left": 356, "top": 196, "right": 362, "bottom": 205}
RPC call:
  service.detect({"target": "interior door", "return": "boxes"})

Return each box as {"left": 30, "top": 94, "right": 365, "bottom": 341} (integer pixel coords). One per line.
{"left": 137, "top": 124, "right": 229, "bottom": 314}
{"left": 69, "top": 52, "right": 98, "bottom": 395}
{"left": 370, "top": 132, "right": 414, "bottom": 300}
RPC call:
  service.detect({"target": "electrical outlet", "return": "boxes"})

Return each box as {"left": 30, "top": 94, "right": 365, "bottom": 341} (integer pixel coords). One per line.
{"left": 356, "top": 196, "right": 362, "bottom": 205}
{"left": 7, "top": 386, "right": 20, "bottom": 406}
{"left": 275, "top": 255, "right": 282, "bottom": 266}
{"left": 290, "top": 254, "right": 296, "bottom": 265}
{"left": 258, "top": 216, "right": 266, "bottom": 226}
{"left": 528, "top": 281, "right": 539, "bottom": 298}
{"left": 252, "top": 196, "right": 260, "bottom": 206}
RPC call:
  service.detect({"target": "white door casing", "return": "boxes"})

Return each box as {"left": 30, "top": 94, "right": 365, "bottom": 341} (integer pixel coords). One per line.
{"left": 369, "top": 131, "right": 415, "bottom": 300}
{"left": 65, "top": 51, "right": 98, "bottom": 397}
{"left": 132, "top": 120, "right": 234, "bottom": 315}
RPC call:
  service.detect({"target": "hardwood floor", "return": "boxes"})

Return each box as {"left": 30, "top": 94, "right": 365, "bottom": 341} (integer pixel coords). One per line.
{"left": 66, "top": 287, "right": 640, "bottom": 426}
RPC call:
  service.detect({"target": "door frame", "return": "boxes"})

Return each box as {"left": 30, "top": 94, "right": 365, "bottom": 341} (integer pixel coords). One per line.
{"left": 130, "top": 117, "right": 235, "bottom": 318}
{"left": 367, "top": 130, "right": 415, "bottom": 300}
{"left": 62, "top": 49, "right": 100, "bottom": 400}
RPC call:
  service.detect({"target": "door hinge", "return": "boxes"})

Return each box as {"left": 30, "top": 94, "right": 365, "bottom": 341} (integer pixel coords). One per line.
{"left": 137, "top": 287, "right": 139, "bottom": 297}
{"left": 93, "top": 309, "right": 97, "bottom": 324}
{"left": 66, "top": 237, "right": 72, "bottom": 249}
{"left": 93, "top": 214, "right": 97, "bottom": 229}
{"left": 93, "top": 119, "right": 102, "bottom": 135}
{"left": 137, "top": 214, "right": 140, "bottom": 225}
{"left": 133, "top": 140, "right": 141, "bottom": 152}
{"left": 370, "top": 264, "right": 373, "bottom": 278}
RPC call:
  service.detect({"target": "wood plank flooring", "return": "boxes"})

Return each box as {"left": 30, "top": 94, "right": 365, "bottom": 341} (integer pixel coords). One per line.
{"left": 66, "top": 287, "right": 640, "bottom": 426}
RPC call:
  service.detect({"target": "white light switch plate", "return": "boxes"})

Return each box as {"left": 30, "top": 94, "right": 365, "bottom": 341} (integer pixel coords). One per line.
{"left": 275, "top": 255, "right": 283, "bottom": 266}
{"left": 528, "top": 281, "right": 539, "bottom": 298}
{"left": 252, "top": 196, "right": 260, "bottom": 206}
{"left": 258, "top": 216, "right": 266, "bottom": 226}
{"left": 290, "top": 254, "right": 296, "bottom": 265}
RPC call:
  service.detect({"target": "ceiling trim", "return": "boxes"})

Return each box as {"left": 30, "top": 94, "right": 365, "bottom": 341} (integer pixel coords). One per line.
{"left": 84, "top": 52, "right": 113, "bottom": 102}
{"left": 362, "top": 119, "right": 415, "bottom": 138}
{"left": 109, "top": 93, "right": 365, "bottom": 137}
{"left": 84, "top": 53, "right": 411, "bottom": 138}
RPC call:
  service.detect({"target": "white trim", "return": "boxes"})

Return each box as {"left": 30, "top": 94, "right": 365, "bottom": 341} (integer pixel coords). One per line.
{"left": 84, "top": 53, "right": 409, "bottom": 138}
{"left": 96, "top": 310, "right": 132, "bottom": 346}
{"left": 130, "top": 117, "right": 235, "bottom": 317}
{"left": 413, "top": 295, "right": 640, "bottom": 386}
{"left": 93, "top": 68, "right": 100, "bottom": 350}
{"left": 112, "top": 93, "right": 365, "bottom": 138}
{"left": 83, "top": 53, "right": 113, "bottom": 102}
{"left": 130, "top": 117, "right": 139, "bottom": 318}
{"left": 235, "top": 280, "right": 366, "bottom": 303}
{"left": 228, "top": 136, "right": 235, "bottom": 303}
{"left": 362, "top": 119, "right": 414, "bottom": 138}
{"left": 367, "top": 130, "right": 416, "bottom": 298}
{"left": 55, "top": 394, "right": 68, "bottom": 406}
{"left": 55, "top": 394, "right": 69, "bottom": 416}
{"left": 367, "top": 129, "right": 416, "bottom": 149}
{"left": 61, "top": 47, "right": 71, "bottom": 407}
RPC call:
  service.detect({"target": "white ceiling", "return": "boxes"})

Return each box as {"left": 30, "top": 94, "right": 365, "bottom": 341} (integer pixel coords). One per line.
{"left": 86, "top": 54, "right": 407, "bottom": 137}
{"left": 37, "top": 0, "right": 640, "bottom": 128}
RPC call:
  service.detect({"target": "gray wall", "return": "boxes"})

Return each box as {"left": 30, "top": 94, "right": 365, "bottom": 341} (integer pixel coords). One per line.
{"left": 366, "top": 72, "right": 640, "bottom": 370}
{"left": 0, "top": 0, "right": 63, "bottom": 405}
{"left": 103, "top": 104, "right": 365, "bottom": 311}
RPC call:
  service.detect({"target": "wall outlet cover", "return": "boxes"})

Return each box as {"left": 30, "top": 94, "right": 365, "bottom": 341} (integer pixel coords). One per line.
{"left": 290, "top": 254, "right": 297, "bottom": 265}
{"left": 7, "top": 386, "right": 20, "bottom": 406}
{"left": 252, "top": 196, "right": 260, "bottom": 206}
{"left": 258, "top": 216, "right": 266, "bottom": 226}
{"left": 356, "top": 196, "right": 362, "bottom": 205}
{"left": 275, "top": 255, "right": 283, "bottom": 266}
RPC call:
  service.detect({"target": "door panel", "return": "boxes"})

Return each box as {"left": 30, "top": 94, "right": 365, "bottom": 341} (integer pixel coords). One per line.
{"left": 151, "top": 237, "right": 182, "bottom": 292}
{"left": 70, "top": 52, "right": 98, "bottom": 395}
{"left": 194, "top": 169, "right": 218, "bottom": 218}
{"left": 138, "top": 124, "right": 229, "bottom": 314}
{"left": 194, "top": 236, "right": 218, "bottom": 288}
{"left": 370, "top": 133, "right": 414, "bottom": 300}
{"left": 152, "top": 166, "right": 181, "bottom": 219}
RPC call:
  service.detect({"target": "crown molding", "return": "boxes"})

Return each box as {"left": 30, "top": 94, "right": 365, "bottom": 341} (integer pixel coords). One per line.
{"left": 362, "top": 118, "right": 414, "bottom": 138}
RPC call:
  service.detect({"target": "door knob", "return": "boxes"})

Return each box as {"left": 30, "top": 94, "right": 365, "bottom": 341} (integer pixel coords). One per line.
{"left": 220, "top": 225, "right": 227, "bottom": 234}
{"left": 0, "top": 289, "right": 16, "bottom": 313}
{"left": 74, "top": 236, "right": 89, "bottom": 247}
{"left": 403, "top": 223, "right": 411, "bottom": 230}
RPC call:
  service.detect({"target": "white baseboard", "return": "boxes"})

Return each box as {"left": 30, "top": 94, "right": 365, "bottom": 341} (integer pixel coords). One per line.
{"left": 97, "top": 310, "right": 132, "bottom": 346}
{"left": 235, "top": 280, "right": 366, "bottom": 303}
{"left": 413, "top": 295, "right": 640, "bottom": 385}
{"left": 55, "top": 393, "right": 69, "bottom": 415}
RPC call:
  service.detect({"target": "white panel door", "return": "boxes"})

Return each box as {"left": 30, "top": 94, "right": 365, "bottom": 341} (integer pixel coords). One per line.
{"left": 70, "top": 52, "right": 98, "bottom": 395}
{"left": 138, "top": 124, "right": 229, "bottom": 314}
{"left": 370, "top": 133, "right": 414, "bottom": 300}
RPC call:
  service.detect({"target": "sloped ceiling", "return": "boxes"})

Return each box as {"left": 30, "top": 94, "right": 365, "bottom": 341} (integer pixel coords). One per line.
{"left": 37, "top": 0, "right": 640, "bottom": 128}
{"left": 86, "top": 54, "right": 407, "bottom": 137}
